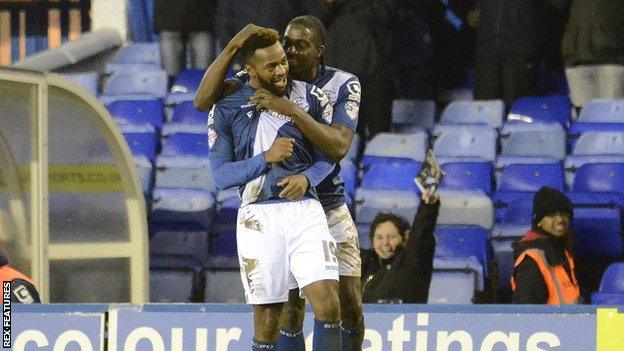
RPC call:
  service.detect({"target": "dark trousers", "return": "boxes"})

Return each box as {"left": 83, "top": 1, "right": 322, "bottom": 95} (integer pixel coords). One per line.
{"left": 474, "top": 53, "right": 540, "bottom": 108}
{"left": 358, "top": 77, "right": 393, "bottom": 141}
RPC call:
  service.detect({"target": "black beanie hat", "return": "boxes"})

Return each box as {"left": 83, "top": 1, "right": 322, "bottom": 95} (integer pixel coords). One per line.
{"left": 532, "top": 186, "right": 573, "bottom": 225}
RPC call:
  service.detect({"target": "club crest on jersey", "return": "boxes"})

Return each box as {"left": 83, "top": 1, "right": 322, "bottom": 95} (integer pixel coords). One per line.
{"left": 208, "top": 128, "right": 217, "bottom": 149}
{"left": 346, "top": 81, "right": 361, "bottom": 102}
{"left": 345, "top": 101, "right": 359, "bottom": 120}
{"left": 293, "top": 97, "right": 310, "bottom": 112}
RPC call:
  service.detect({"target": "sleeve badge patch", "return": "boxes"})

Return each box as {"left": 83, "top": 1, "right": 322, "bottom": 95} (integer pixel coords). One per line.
{"left": 208, "top": 128, "right": 218, "bottom": 149}
{"left": 345, "top": 101, "right": 359, "bottom": 120}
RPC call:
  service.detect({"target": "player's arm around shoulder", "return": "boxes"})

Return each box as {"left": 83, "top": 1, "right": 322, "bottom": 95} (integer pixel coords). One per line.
{"left": 249, "top": 85, "right": 346, "bottom": 163}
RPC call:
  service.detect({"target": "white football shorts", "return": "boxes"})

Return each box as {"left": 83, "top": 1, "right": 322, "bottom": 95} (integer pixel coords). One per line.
{"left": 237, "top": 198, "right": 339, "bottom": 305}
{"left": 325, "top": 204, "right": 362, "bottom": 277}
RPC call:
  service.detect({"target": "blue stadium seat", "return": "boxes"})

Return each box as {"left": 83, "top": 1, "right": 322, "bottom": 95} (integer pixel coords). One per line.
{"left": 572, "top": 163, "right": 624, "bottom": 196}
{"left": 507, "top": 95, "right": 571, "bottom": 126}
{"left": 435, "top": 225, "right": 490, "bottom": 280}
{"left": 564, "top": 155, "right": 624, "bottom": 188}
{"left": 345, "top": 133, "right": 360, "bottom": 162}
{"left": 171, "top": 69, "right": 205, "bottom": 94}
{"left": 109, "top": 43, "right": 161, "bottom": 65}
{"left": 99, "top": 93, "right": 159, "bottom": 106}
{"left": 155, "top": 132, "right": 214, "bottom": 192}
{"left": 598, "top": 263, "right": 624, "bottom": 293}
{"left": 150, "top": 188, "right": 215, "bottom": 230}
{"left": 391, "top": 99, "right": 436, "bottom": 130}
{"left": 360, "top": 161, "right": 421, "bottom": 192}
{"left": 492, "top": 239, "right": 516, "bottom": 290}
{"left": 204, "top": 269, "right": 246, "bottom": 303}
{"left": 437, "top": 190, "right": 493, "bottom": 230}
{"left": 357, "top": 223, "right": 372, "bottom": 250}
{"left": 161, "top": 123, "right": 206, "bottom": 138}
{"left": 150, "top": 255, "right": 204, "bottom": 270}
{"left": 170, "top": 100, "right": 209, "bottom": 124}
{"left": 591, "top": 293, "right": 624, "bottom": 305}
{"left": 339, "top": 160, "right": 357, "bottom": 198}
{"left": 577, "top": 99, "right": 624, "bottom": 123}
{"left": 164, "top": 92, "right": 197, "bottom": 106}
{"left": 362, "top": 132, "right": 427, "bottom": 166}
{"left": 571, "top": 132, "right": 624, "bottom": 156}
{"left": 499, "top": 123, "right": 566, "bottom": 160}
{"left": 211, "top": 190, "right": 240, "bottom": 257}
{"left": 572, "top": 207, "right": 622, "bottom": 258}
{"left": 107, "top": 100, "right": 164, "bottom": 129}
{"left": 210, "top": 224, "right": 237, "bottom": 257}
{"left": 494, "top": 156, "right": 560, "bottom": 185}
{"left": 61, "top": 72, "right": 99, "bottom": 96}
{"left": 118, "top": 123, "right": 158, "bottom": 161}
{"left": 570, "top": 100, "right": 624, "bottom": 138}
{"left": 133, "top": 156, "right": 153, "bottom": 195}
{"left": 354, "top": 189, "right": 420, "bottom": 225}
{"left": 149, "top": 226, "right": 209, "bottom": 261}
{"left": 150, "top": 269, "right": 196, "bottom": 303}
{"left": 429, "top": 257, "right": 481, "bottom": 303}
{"left": 215, "top": 189, "right": 241, "bottom": 225}
{"left": 492, "top": 197, "right": 532, "bottom": 239}
{"left": 440, "top": 100, "right": 504, "bottom": 128}
{"left": 105, "top": 62, "right": 161, "bottom": 75}
{"left": 497, "top": 163, "right": 565, "bottom": 192}
{"left": 439, "top": 161, "right": 493, "bottom": 195}
{"left": 104, "top": 70, "right": 168, "bottom": 98}
{"left": 432, "top": 125, "right": 497, "bottom": 162}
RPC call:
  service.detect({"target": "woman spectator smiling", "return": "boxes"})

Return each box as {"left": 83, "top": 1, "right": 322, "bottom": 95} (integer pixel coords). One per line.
{"left": 361, "top": 189, "right": 440, "bottom": 303}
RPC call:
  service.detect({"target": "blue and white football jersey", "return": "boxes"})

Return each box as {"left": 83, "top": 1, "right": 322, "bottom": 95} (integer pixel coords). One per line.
{"left": 208, "top": 80, "right": 335, "bottom": 207}
{"left": 230, "top": 67, "right": 361, "bottom": 211}
{"left": 311, "top": 67, "right": 360, "bottom": 211}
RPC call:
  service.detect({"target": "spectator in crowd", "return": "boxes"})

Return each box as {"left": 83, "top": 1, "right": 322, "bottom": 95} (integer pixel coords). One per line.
{"left": 153, "top": 0, "right": 217, "bottom": 82}
{"left": 324, "top": 0, "right": 397, "bottom": 140}
{"left": 511, "top": 187, "right": 580, "bottom": 304}
{"left": 471, "top": 0, "right": 566, "bottom": 108}
{"left": 562, "top": 0, "right": 624, "bottom": 109}
{"left": 0, "top": 251, "right": 40, "bottom": 303}
{"left": 361, "top": 188, "right": 440, "bottom": 304}
{"left": 214, "top": 0, "right": 334, "bottom": 69}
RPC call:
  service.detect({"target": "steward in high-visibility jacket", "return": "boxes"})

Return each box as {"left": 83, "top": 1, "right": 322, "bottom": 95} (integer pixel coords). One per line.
{"left": 511, "top": 187, "right": 580, "bottom": 304}
{"left": 0, "top": 251, "right": 40, "bottom": 303}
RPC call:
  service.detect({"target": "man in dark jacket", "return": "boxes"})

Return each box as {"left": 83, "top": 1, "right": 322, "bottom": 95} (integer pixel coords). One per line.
{"left": 511, "top": 187, "right": 580, "bottom": 304}
{"left": 361, "top": 189, "right": 440, "bottom": 304}
{"left": 562, "top": 0, "right": 624, "bottom": 108}
{"left": 324, "top": 0, "right": 398, "bottom": 140}
{"left": 153, "top": 0, "right": 217, "bottom": 80}
{"left": 471, "top": 0, "right": 567, "bottom": 107}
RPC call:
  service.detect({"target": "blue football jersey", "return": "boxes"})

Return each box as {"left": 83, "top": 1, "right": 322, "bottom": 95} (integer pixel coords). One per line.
{"left": 208, "top": 80, "right": 335, "bottom": 207}
{"left": 311, "top": 67, "right": 360, "bottom": 211}
{"left": 230, "top": 67, "right": 361, "bottom": 211}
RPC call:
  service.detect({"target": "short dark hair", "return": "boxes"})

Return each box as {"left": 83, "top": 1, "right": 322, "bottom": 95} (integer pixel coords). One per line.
{"left": 240, "top": 28, "right": 281, "bottom": 64}
{"left": 288, "top": 15, "right": 326, "bottom": 69}
{"left": 369, "top": 213, "right": 411, "bottom": 242}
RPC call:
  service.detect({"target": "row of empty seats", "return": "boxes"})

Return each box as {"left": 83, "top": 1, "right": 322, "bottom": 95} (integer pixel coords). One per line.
{"left": 62, "top": 44, "right": 624, "bottom": 305}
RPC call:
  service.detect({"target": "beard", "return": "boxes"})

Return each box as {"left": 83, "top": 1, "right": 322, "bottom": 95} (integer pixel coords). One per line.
{"left": 257, "top": 74, "right": 288, "bottom": 96}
